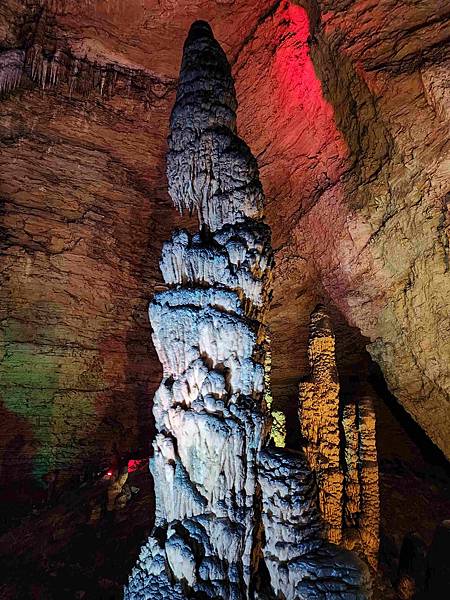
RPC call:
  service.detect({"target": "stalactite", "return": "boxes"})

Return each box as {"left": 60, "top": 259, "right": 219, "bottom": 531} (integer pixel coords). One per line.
{"left": 25, "top": 42, "right": 172, "bottom": 101}
{"left": 299, "top": 305, "right": 380, "bottom": 569}
{"left": 0, "top": 35, "right": 173, "bottom": 104}
{"left": 0, "top": 49, "right": 25, "bottom": 96}
{"left": 125, "top": 20, "right": 370, "bottom": 600}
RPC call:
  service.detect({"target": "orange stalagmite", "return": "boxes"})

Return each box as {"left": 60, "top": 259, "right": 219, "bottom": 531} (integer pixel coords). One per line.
{"left": 298, "top": 304, "right": 344, "bottom": 545}
{"left": 299, "top": 305, "right": 379, "bottom": 568}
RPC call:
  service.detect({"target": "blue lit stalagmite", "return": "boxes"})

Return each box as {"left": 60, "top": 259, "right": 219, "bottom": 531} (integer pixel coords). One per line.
{"left": 125, "top": 20, "right": 370, "bottom": 600}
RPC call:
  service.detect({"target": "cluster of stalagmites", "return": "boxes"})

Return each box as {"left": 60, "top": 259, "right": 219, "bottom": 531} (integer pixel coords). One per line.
{"left": 299, "top": 306, "right": 380, "bottom": 569}
{"left": 125, "top": 21, "right": 370, "bottom": 600}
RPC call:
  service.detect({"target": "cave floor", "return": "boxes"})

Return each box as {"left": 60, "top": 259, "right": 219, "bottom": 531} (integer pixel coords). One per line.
{"left": 0, "top": 467, "right": 154, "bottom": 600}
{"left": 1, "top": 383, "right": 450, "bottom": 600}
{"left": 1, "top": 446, "right": 450, "bottom": 599}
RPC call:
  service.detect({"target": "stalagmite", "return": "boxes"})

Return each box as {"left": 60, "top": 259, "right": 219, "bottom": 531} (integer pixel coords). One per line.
{"left": 125, "top": 20, "right": 370, "bottom": 600}
{"left": 299, "top": 305, "right": 380, "bottom": 568}
{"left": 298, "top": 305, "right": 343, "bottom": 545}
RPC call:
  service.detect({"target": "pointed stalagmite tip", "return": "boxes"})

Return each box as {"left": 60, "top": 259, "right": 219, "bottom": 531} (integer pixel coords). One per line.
{"left": 310, "top": 303, "right": 334, "bottom": 338}
{"left": 186, "top": 20, "right": 214, "bottom": 43}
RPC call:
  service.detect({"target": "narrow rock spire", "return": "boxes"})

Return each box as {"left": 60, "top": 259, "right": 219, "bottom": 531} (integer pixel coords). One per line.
{"left": 126, "top": 20, "right": 273, "bottom": 599}
{"left": 299, "top": 304, "right": 379, "bottom": 568}
{"left": 125, "top": 21, "right": 370, "bottom": 600}
{"left": 299, "top": 304, "right": 343, "bottom": 544}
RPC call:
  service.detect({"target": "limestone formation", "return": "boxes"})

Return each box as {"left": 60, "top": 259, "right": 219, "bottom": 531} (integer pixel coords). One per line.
{"left": 126, "top": 20, "right": 369, "bottom": 600}
{"left": 299, "top": 305, "right": 343, "bottom": 545}
{"left": 0, "top": 49, "right": 24, "bottom": 96}
{"left": 234, "top": 0, "right": 450, "bottom": 462}
{"left": 343, "top": 393, "right": 380, "bottom": 569}
{"left": 125, "top": 21, "right": 273, "bottom": 600}
{"left": 258, "top": 448, "right": 370, "bottom": 600}
{"left": 299, "top": 306, "right": 380, "bottom": 568}
{"left": 1, "top": 0, "right": 449, "bottom": 513}
{"left": 1, "top": 2, "right": 449, "bottom": 595}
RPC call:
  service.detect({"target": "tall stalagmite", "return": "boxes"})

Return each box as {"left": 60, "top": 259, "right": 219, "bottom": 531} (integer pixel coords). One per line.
{"left": 298, "top": 305, "right": 343, "bottom": 545}
{"left": 125, "top": 21, "right": 370, "bottom": 600}
{"left": 299, "top": 305, "right": 379, "bottom": 568}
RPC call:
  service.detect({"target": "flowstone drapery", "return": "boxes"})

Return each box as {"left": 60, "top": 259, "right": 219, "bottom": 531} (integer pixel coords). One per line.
{"left": 125, "top": 21, "right": 370, "bottom": 600}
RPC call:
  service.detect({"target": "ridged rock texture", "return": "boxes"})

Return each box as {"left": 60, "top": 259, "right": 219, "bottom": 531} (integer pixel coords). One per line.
{"left": 125, "top": 20, "right": 369, "bottom": 600}
{"left": 299, "top": 305, "right": 343, "bottom": 546}
{"left": 0, "top": 0, "right": 448, "bottom": 564}
{"left": 299, "top": 305, "right": 379, "bottom": 568}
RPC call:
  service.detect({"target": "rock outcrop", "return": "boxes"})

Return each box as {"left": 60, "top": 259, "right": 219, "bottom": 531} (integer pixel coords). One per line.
{"left": 299, "top": 305, "right": 379, "bottom": 568}
{"left": 126, "top": 20, "right": 369, "bottom": 600}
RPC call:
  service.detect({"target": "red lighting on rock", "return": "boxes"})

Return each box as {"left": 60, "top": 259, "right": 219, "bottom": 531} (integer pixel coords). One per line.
{"left": 128, "top": 459, "right": 145, "bottom": 472}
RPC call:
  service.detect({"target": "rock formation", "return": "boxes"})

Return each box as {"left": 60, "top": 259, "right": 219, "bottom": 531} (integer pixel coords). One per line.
{"left": 299, "top": 305, "right": 379, "bottom": 568}
{"left": 1, "top": 1, "right": 448, "bottom": 595}
{"left": 1, "top": 0, "right": 448, "bottom": 512}
{"left": 126, "top": 20, "right": 369, "bottom": 600}
{"left": 299, "top": 305, "right": 343, "bottom": 546}
{"left": 234, "top": 0, "right": 450, "bottom": 461}
{"left": 125, "top": 21, "right": 273, "bottom": 599}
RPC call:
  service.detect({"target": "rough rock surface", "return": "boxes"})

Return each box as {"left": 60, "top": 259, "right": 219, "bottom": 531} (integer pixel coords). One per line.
{"left": 258, "top": 448, "right": 370, "bottom": 600}
{"left": 125, "top": 22, "right": 273, "bottom": 599}
{"left": 125, "top": 20, "right": 369, "bottom": 600}
{"left": 299, "top": 305, "right": 344, "bottom": 546}
{"left": 299, "top": 305, "right": 379, "bottom": 567}
{"left": 0, "top": 0, "right": 448, "bottom": 513}
{"left": 233, "top": 0, "right": 450, "bottom": 459}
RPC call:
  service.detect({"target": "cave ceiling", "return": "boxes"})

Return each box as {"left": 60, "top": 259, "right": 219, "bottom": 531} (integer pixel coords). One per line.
{"left": 0, "top": 0, "right": 449, "bottom": 484}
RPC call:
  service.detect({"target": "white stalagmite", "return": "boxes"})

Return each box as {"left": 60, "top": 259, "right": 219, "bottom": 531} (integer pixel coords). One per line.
{"left": 125, "top": 20, "right": 370, "bottom": 600}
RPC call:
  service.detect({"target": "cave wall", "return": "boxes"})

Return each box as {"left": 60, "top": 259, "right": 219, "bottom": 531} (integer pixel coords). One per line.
{"left": 234, "top": 0, "right": 450, "bottom": 456}
{"left": 0, "top": 86, "right": 169, "bottom": 493}
{"left": 0, "top": 0, "right": 448, "bottom": 502}
{"left": 0, "top": 0, "right": 276, "bottom": 501}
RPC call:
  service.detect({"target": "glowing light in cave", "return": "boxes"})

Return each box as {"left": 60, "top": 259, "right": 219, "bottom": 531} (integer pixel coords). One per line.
{"left": 264, "top": 337, "right": 286, "bottom": 448}
{"left": 127, "top": 459, "right": 145, "bottom": 472}
{"left": 273, "top": 3, "right": 335, "bottom": 122}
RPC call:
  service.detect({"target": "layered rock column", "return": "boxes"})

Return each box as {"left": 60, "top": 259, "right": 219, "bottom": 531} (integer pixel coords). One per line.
{"left": 126, "top": 21, "right": 370, "bottom": 600}
{"left": 298, "top": 305, "right": 343, "bottom": 545}
{"left": 299, "top": 305, "right": 379, "bottom": 568}
{"left": 125, "top": 21, "right": 273, "bottom": 600}
{"left": 343, "top": 391, "right": 380, "bottom": 568}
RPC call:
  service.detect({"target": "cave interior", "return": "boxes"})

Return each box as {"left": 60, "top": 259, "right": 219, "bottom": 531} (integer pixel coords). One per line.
{"left": 0, "top": 1, "right": 449, "bottom": 599}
